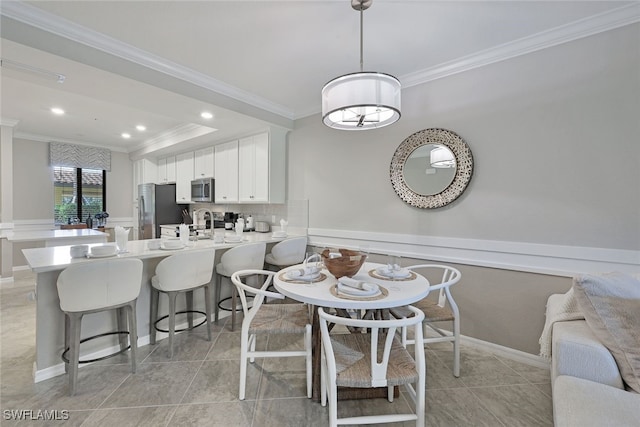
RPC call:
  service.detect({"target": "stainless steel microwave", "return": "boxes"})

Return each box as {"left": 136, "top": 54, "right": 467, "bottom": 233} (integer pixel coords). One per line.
{"left": 191, "top": 178, "right": 215, "bottom": 202}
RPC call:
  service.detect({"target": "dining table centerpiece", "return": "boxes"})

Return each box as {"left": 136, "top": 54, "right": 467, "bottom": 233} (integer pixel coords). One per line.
{"left": 321, "top": 248, "right": 367, "bottom": 278}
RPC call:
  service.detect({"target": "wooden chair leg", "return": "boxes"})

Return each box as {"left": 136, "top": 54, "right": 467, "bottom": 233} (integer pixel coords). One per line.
{"left": 168, "top": 292, "right": 177, "bottom": 358}
{"left": 68, "top": 313, "right": 83, "bottom": 396}
{"left": 186, "top": 290, "right": 194, "bottom": 329}
{"left": 128, "top": 301, "right": 138, "bottom": 373}
{"left": 204, "top": 283, "right": 212, "bottom": 341}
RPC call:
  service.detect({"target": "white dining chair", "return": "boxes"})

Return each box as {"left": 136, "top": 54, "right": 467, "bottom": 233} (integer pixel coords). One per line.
{"left": 389, "top": 264, "right": 462, "bottom": 377}
{"left": 231, "top": 269, "right": 312, "bottom": 400}
{"left": 215, "top": 242, "right": 267, "bottom": 331}
{"left": 318, "top": 306, "right": 426, "bottom": 427}
{"left": 150, "top": 249, "right": 216, "bottom": 358}
{"left": 57, "top": 258, "right": 143, "bottom": 395}
{"left": 264, "top": 236, "right": 308, "bottom": 270}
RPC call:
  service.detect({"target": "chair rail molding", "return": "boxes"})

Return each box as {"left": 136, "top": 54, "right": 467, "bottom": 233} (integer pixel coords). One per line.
{"left": 307, "top": 228, "right": 639, "bottom": 278}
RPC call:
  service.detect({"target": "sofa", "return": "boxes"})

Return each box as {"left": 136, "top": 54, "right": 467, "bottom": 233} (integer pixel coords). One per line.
{"left": 546, "top": 276, "right": 640, "bottom": 427}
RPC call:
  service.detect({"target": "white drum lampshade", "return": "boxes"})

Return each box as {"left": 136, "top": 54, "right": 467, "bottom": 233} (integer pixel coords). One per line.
{"left": 322, "top": 72, "right": 401, "bottom": 130}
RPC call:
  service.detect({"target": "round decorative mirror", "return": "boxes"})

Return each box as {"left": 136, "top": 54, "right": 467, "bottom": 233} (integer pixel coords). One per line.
{"left": 390, "top": 128, "right": 473, "bottom": 209}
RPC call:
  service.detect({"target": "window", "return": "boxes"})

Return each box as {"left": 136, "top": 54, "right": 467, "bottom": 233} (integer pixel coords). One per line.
{"left": 53, "top": 166, "right": 106, "bottom": 224}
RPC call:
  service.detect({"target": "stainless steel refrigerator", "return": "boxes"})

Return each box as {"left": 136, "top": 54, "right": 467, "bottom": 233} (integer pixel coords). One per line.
{"left": 138, "top": 183, "right": 186, "bottom": 239}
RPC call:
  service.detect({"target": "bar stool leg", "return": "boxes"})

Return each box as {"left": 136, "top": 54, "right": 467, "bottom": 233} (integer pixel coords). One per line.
{"left": 117, "top": 307, "right": 128, "bottom": 350}
{"left": 64, "top": 314, "right": 70, "bottom": 374}
{"left": 168, "top": 291, "right": 177, "bottom": 358}
{"left": 128, "top": 301, "right": 138, "bottom": 373}
{"left": 68, "top": 313, "right": 83, "bottom": 396}
{"left": 150, "top": 287, "right": 159, "bottom": 345}
{"left": 204, "top": 283, "right": 212, "bottom": 341}
{"left": 186, "top": 290, "right": 194, "bottom": 329}
{"left": 214, "top": 273, "right": 221, "bottom": 324}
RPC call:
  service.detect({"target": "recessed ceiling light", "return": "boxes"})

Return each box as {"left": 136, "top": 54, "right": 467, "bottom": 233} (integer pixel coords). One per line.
{"left": 51, "top": 107, "right": 65, "bottom": 115}
{"left": 200, "top": 111, "right": 213, "bottom": 119}
{"left": 121, "top": 133, "right": 131, "bottom": 139}
{"left": 136, "top": 125, "right": 146, "bottom": 131}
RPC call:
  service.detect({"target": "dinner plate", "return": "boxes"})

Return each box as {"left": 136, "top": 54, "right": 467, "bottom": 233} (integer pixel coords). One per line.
{"left": 375, "top": 267, "right": 412, "bottom": 279}
{"left": 225, "top": 237, "right": 244, "bottom": 243}
{"left": 285, "top": 271, "right": 321, "bottom": 282}
{"left": 87, "top": 252, "right": 118, "bottom": 258}
{"left": 160, "top": 244, "right": 184, "bottom": 250}
{"left": 337, "top": 282, "right": 381, "bottom": 297}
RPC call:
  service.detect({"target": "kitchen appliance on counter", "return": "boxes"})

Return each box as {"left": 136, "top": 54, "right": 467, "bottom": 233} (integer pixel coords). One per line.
{"left": 254, "top": 221, "right": 270, "bottom": 233}
{"left": 191, "top": 178, "right": 214, "bottom": 203}
{"left": 138, "top": 183, "right": 188, "bottom": 239}
{"left": 224, "top": 212, "right": 237, "bottom": 230}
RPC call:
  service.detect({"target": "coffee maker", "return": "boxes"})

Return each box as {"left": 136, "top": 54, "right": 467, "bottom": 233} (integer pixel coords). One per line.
{"left": 224, "top": 212, "right": 237, "bottom": 230}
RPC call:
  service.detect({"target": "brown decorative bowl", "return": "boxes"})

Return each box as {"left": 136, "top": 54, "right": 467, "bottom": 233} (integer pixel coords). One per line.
{"left": 321, "top": 249, "right": 367, "bottom": 278}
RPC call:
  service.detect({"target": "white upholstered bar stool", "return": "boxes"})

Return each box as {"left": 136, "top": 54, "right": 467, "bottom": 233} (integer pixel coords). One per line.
{"left": 150, "top": 249, "right": 216, "bottom": 358}
{"left": 56, "top": 258, "right": 143, "bottom": 395}
{"left": 264, "top": 236, "right": 308, "bottom": 270}
{"left": 215, "top": 242, "right": 266, "bottom": 331}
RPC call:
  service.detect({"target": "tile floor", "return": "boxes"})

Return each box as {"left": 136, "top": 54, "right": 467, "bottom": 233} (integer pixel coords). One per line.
{"left": 1, "top": 271, "right": 553, "bottom": 426}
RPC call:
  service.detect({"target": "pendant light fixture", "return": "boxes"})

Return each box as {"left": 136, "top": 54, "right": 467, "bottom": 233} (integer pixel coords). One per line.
{"left": 322, "top": 0, "right": 401, "bottom": 130}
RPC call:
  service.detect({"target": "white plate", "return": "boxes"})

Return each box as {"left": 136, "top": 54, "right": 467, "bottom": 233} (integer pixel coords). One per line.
{"left": 160, "top": 244, "right": 184, "bottom": 250}
{"left": 87, "top": 252, "right": 118, "bottom": 258}
{"left": 286, "top": 271, "right": 321, "bottom": 281}
{"left": 337, "top": 282, "right": 381, "bottom": 297}
{"left": 272, "top": 232, "right": 287, "bottom": 238}
{"left": 375, "top": 267, "right": 411, "bottom": 279}
{"left": 225, "top": 237, "right": 244, "bottom": 243}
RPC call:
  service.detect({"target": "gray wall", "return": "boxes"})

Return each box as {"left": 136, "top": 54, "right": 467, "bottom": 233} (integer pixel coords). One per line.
{"left": 12, "top": 138, "right": 133, "bottom": 264}
{"left": 290, "top": 25, "right": 639, "bottom": 355}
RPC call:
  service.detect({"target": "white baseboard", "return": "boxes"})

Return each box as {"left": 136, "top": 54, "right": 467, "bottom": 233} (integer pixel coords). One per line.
{"left": 460, "top": 335, "right": 550, "bottom": 370}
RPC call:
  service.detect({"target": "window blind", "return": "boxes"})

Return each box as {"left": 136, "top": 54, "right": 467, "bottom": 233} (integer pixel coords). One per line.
{"left": 49, "top": 142, "right": 111, "bottom": 171}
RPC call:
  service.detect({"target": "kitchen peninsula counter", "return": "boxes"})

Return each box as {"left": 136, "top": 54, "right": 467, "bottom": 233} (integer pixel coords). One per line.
{"left": 22, "top": 232, "right": 303, "bottom": 382}
{"left": 5, "top": 228, "right": 107, "bottom": 246}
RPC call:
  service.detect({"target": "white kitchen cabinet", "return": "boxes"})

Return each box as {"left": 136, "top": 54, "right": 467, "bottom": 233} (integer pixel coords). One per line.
{"left": 133, "top": 158, "right": 157, "bottom": 201}
{"left": 175, "top": 152, "right": 194, "bottom": 203}
{"left": 238, "top": 129, "right": 286, "bottom": 203}
{"left": 193, "top": 147, "right": 214, "bottom": 178}
{"left": 214, "top": 140, "right": 238, "bottom": 203}
{"left": 157, "top": 156, "right": 176, "bottom": 183}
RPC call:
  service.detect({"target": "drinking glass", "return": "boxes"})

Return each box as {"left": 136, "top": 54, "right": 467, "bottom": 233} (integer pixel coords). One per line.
{"left": 387, "top": 255, "right": 402, "bottom": 280}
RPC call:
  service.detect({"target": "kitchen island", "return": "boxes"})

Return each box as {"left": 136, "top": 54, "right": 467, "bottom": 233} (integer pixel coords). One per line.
{"left": 22, "top": 232, "right": 302, "bottom": 382}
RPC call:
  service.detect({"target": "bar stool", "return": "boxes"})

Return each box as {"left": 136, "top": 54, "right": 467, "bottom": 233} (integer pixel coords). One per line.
{"left": 215, "top": 242, "right": 266, "bottom": 331}
{"left": 150, "top": 249, "right": 215, "bottom": 358}
{"left": 56, "top": 258, "right": 143, "bottom": 395}
{"left": 264, "top": 236, "right": 308, "bottom": 271}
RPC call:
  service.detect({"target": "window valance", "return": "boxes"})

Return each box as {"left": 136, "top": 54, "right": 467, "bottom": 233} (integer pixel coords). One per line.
{"left": 49, "top": 142, "right": 111, "bottom": 171}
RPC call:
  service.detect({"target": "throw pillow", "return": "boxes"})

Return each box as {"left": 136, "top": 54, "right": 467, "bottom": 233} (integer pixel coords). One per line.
{"left": 573, "top": 272, "right": 640, "bottom": 393}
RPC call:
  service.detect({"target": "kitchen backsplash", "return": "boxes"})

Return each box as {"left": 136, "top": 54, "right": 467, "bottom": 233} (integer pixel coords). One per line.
{"left": 191, "top": 199, "right": 308, "bottom": 231}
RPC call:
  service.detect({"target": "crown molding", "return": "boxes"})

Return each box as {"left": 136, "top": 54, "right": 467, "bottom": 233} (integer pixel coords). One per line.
{"left": 1, "top": 118, "right": 20, "bottom": 127}
{"left": 400, "top": 3, "right": 640, "bottom": 88}
{"left": 1, "top": 1, "right": 295, "bottom": 121}
{"left": 3, "top": 1, "right": 638, "bottom": 121}
{"left": 128, "top": 123, "right": 217, "bottom": 159}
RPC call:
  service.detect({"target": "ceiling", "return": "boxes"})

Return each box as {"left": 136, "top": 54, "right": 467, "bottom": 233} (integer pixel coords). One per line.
{"left": 1, "top": 1, "right": 637, "bottom": 158}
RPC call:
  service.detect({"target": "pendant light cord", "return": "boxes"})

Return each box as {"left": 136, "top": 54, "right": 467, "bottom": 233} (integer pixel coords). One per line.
{"left": 359, "top": 6, "right": 364, "bottom": 72}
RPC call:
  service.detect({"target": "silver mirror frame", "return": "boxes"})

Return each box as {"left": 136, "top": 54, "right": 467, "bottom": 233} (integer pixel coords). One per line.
{"left": 390, "top": 128, "right": 473, "bottom": 209}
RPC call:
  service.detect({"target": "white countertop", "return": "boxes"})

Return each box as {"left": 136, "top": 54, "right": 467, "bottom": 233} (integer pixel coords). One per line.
{"left": 22, "top": 231, "right": 301, "bottom": 273}
{"left": 4, "top": 229, "right": 107, "bottom": 243}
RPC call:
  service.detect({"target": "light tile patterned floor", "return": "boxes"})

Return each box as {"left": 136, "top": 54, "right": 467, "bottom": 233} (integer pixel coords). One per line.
{"left": 0, "top": 271, "right": 553, "bottom": 426}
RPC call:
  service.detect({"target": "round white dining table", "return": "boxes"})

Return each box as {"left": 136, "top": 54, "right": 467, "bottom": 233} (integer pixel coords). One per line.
{"left": 273, "top": 262, "right": 430, "bottom": 310}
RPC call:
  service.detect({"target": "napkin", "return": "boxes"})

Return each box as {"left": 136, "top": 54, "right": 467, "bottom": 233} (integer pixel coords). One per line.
{"left": 376, "top": 264, "right": 411, "bottom": 278}
{"left": 279, "top": 219, "right": 288, "bottom": 234}
{"left": 287, "top": 266, "right": 320, "bottom": 278}
{"left": 337, "top": 277, "right": 380, "bottom": 296}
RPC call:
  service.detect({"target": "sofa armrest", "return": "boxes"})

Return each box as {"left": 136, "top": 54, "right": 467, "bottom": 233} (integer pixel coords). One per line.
{"left": 552, "top": 320, "right": 623, "bottom": 389}
{"left": 553, "top": 376, "right": 640, "bottom": 427}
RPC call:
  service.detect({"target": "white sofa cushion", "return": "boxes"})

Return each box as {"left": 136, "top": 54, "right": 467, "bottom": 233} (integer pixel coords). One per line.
{"left": 573, "top": 272, "right": 640, "bottom": 393}
{"left": 551, "top": 320, "right": 623, "bottom": 389}
{"left": 553, "top": 375, "right": 640, "bottom": 427}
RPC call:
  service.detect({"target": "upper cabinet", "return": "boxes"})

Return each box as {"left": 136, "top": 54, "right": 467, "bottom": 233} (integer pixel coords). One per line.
{"left": 175, "top": 152, "right": 194, "bottom": 203}
{"left": 238, "top": 130, "right": 286, "bottom": 203}
{"left": 194, "top": 147, "right": 214, "bottom": 178}
{"left": 214, "top": 140, "right": 239, "bottom": 203}
{"left": 157, "top": 156, "right": 176, "bottom": 184}
{"left": 133, "top": 158, "right": 157, "bottom": 201}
